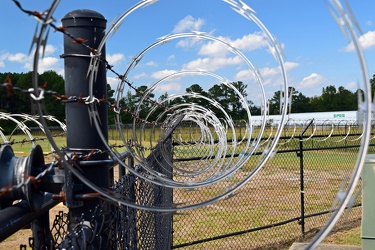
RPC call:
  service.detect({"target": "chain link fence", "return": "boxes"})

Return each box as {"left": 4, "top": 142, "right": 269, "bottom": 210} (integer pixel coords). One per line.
{"left": 16, "top": 121, "right": 366, "bottom": 249}
{"left": 169, "top": 121, "right": 366, "bottom": 249}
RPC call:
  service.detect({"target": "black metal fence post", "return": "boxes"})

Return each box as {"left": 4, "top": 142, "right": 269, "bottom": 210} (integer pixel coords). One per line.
{"left": 298, "top": 119, "right": 314, "bottom": 236}
{"left": 137, "top": 116, "right": 183, "bottom": 250}
{"left": 61, "top": 9, "right": 109, "bottom": 245}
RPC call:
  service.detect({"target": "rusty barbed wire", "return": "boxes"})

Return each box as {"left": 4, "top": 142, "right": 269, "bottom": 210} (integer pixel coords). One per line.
{"left": 0, "top": 112, "right": 66, "bottom": 147}
{"left": 11, "top": 0, "right": 173, "bottom": 118}
{"left": 1, "top": 72, "right": 179, "bottom": 132}
{"left": 0, "top": 159, "right": 58, "bottom": 198}
{"left": 0, "top": 109, "right": 157, "bottom": 199}
{"left": 5, "top": 2, "right": 372, "bottom": 250}
{"left": 80, "top": 0, "right": 289, "bottom": 212}
{"left": 6, "top": 0, "right": 280, "bottom": 215}
{"left": 0, "top": 147, "right": 112, "bottom": 198}
{"left": 0, "top": 77, "right": 170, "bottom": 129}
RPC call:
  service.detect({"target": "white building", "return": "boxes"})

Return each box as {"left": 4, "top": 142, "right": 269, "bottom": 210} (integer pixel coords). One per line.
{"left": 251, "top": 110, "right": 360, "bottom": 125}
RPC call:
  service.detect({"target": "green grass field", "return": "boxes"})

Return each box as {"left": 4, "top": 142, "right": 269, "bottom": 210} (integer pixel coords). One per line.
{"left": 0, "top": 125, "right": 366, "bottom": 249}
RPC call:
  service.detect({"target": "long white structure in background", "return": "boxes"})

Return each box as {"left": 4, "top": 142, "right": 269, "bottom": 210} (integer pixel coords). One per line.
{"left": 251, "top": 110, "right": 363, "bottom": 125}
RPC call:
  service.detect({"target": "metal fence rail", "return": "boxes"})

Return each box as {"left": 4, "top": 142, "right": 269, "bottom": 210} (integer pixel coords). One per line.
{"left": 0, "top": 119, "right": 367, "bottom": 249}
{"left": 171, "top": 124, "right": 366, "bottom": 249}
{"left": 1, "top": 0, "right": 371, "bottom": 249}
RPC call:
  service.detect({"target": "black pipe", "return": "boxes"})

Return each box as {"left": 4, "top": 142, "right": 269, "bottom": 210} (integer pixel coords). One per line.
{"left": 62, "top": 9, "right": 109, "bottom": 244}
{"left": 62, "top": 9, "right": 108, "bottom": 150}
{"left": 298, "top": 119, "right": 314, "bottom": 236}
{"left": 0, "top": 197, "right": 59, "bottom": 242}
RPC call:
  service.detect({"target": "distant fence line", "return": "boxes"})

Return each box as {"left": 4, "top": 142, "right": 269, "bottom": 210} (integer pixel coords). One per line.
{"left": 14, "top": 120, "right": 369, "bottom": 249}
{"left": 170, "top": 126, "right": 367, "bottom": 249}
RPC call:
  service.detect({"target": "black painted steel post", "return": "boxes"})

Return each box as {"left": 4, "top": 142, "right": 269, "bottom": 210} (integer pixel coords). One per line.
{"left": 298, "top": 119, "right": 314, "bottom": 237}
{"left": 61, "top": 9, "right": 109, "bottom": 242}
{"left": 298, "top": 132, "right": 305, "bottom": 236}
{"left": 62, "top": 10, "right": 107, "bottom": 149}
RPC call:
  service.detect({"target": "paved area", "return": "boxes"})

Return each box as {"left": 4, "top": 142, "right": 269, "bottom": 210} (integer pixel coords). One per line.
{"left": 289, "top": 243, "right": 361, "bottom": 250}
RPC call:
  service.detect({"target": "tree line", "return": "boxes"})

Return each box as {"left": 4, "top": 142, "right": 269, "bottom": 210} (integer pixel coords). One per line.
{"left": 1, "top": 71, "right": 374, "bottom": 126}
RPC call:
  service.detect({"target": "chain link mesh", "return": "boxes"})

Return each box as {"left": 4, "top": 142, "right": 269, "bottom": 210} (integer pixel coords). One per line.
{"left": 171, "top": 122, "right": 364, "bottom": 249}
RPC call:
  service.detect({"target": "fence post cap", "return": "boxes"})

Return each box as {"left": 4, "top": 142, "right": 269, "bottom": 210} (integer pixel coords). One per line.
{"left": 62, "top": 9, "right": 106, "bottom": 28}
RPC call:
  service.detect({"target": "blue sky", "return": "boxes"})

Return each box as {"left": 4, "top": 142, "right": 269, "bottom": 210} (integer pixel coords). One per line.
{"left": 1, "top": 0, "right": 375, "bottom": 105}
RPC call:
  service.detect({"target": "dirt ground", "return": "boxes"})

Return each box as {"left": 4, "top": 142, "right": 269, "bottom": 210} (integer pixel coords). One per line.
{"left": 0, "top": 154, "right": 363, "bottom": 249}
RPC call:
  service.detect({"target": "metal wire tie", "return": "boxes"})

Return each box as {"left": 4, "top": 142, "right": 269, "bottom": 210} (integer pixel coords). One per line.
{"left": 28, "top": 88, "right": 45, "bottom": 101}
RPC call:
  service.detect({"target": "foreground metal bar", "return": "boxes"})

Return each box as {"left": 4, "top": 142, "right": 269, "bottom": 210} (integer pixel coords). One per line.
{"left": 0, "top": 197, "right": 59, "bottom": 242}
{"left": 362, "top": 155, "right": 375, "bottom": 249}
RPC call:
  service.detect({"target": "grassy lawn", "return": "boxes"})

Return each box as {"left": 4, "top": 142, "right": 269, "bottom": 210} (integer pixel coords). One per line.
{"left": 0, "top": 126, "right": 365, "bottom": 249}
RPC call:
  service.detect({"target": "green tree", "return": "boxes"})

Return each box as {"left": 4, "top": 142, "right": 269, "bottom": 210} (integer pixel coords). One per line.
{"left": 106, "top": 83, "right": 116, "bottom": 125}
{"left": 107, "top": 84, "right": 115, "bottom": 103}
{"left": 158, "top": 92, "right": 169, "bottom": 103}
{"left": 0, "top": 73, "right": 20, "bottom": 112}
{"left": 291, "top": 90, "right": 311, "bottom": 113}
{"left": 184, "top": 83, "right": 210, "bottom": 108}
{"left": 309, "top": 95, "right": 323, "bottom": 112}
{"left": 268, "top": 90, "right": 282, "bottom": 115}
{"left": 12, "top": 72, "right": 33, "bottom": 114}
{"left": 134, "top": 86, "right": 155, "bottom": 118}
{"left": 370, "top": 74, "right": 375, "bottom": 98}
{"left": 39, "top": 70, "right": 65, "bottom": 121}
{"left": 229, "top": 82, "right": 248, "bottom": 119}
{"left": 207, "top": 81, "right": 248, "bottom": 120}
{"left": 319, "top": 85, "right": 356, "bottom": 112}
{"left": 321, "top": 85, "right": 339, "bottom": 111}
{"left": 0, "top": 71, "right": 66, "bottom": 119}
{"left": 249, "top": 100, "right": 261, "bottom": 116}
{"left": 336, "top": 86, "right": 356, "bottom": 111}
{"left": 118, "top": 90, "right": 136, "bottom": 124}
{"left": 185, "top": 84, "right": 205, "bottom": 95}
{"left": 118, "top": 86, "right": 155, "bottom": 123}
{"left": 268, "top": 87, "right": 313, "bottom": 114}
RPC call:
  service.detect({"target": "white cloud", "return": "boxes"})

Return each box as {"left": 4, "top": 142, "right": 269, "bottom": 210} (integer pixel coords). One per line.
{"left": 44, "top": 44, "right": 57, "bottom": 56}
{"left": 198, "top": 39, "right": 228, "bottom": 57}
{"left": 41, "top": 57, "right": 59, "bottom": 68}
{"left": 3, "top": 45, "right": 62, "bottom": 73}
{"left": 235, "top": 69, "right": 252, "bottom": 80}
{"left": 176, "top": 37, "right": 202, "bottom": 49}
{"left": 172, "top": 15, "right": 205, "bottom": 33}
{"left": 235, "top": 66, "right": 279, "bottom": 85}
{"left": 298, "top": 73, "right": 325, "bottom": 88}
{"left": 106, "top": 53, "right": 124, "bottom": 66}
{"left": 198, "top": 32, "right": 268, "bottom": 57}
{"left": 23, "top": 56, "right": 60, "bottom": 73}
{"left": 344, "top": 30, "right": 375, "bottom": 51}
{"left": 267, "top": 42, "right": 285, "bottom": 58}
{"left": 107, "top": 76, "right": 119, "bottom": 90}
{"left": 0, "top": 52, "right": 9, "bottom": 68}
{"left": 8, "top": 53, "right": 28, "bottom": 63}
{"left": 345, "top": 81, "right": 357, "bottom": 92}
{"left": 182, "top": 56, "right": 242, "bottom": 71}
{"left": 151, "top": 70, "right": 178, "bottom": 79}
{"left": 154, "top": 82, "right": 182, "bottom": 93}
{"left": 234, "top": 61, "right": 299, "bottom": 81}
{"left": 232, "top": 33, "right": 269, "bottom": 52}
{"left": 57, "top": 68, "right": 65, "bottom": 78}
{"left": 145, "top": 61, "right": 158, "bottom": 67}
{"left": 134, "top": 72, "right": 147, "bottom": 79}
{"left": 284, "top": 61, "right": 299, "bottom": 71}
{"left": 167, "top": 55, "right": 175, "bottom": 61}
